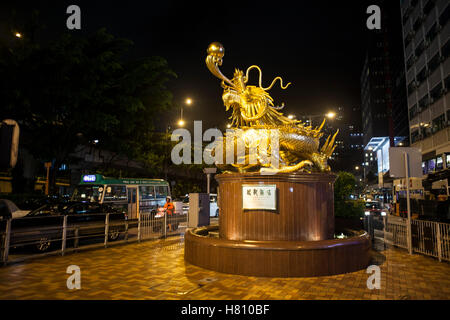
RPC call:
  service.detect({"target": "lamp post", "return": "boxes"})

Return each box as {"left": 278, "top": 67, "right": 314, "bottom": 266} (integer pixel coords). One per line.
{"left": 178, "top": 98, "right": 192, "bottom": 127}
{"left": 203, "top": 167, "right": 217, "bottom": 194}
{"left": 165, "top": 98, "right": 193, "bottom": 180}
{"left": 44, "top": 162, "right": 52, "bottom": 195}
{"left": 290, "top": 111, "right": 337, "bottom": 127}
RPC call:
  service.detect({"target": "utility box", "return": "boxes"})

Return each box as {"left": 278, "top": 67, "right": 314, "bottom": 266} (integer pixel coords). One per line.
{"left": 188, "top": 193, "right": 210, "bottom": 228}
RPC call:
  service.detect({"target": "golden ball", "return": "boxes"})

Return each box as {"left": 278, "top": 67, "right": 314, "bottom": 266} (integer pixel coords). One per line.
{"left": 207, "top": 42, "right": 224, "bottom": 58}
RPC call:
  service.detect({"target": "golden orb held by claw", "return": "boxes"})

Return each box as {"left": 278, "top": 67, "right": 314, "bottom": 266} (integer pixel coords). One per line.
{"left": 207, "top": 42, "right": 225, "bottom": 59}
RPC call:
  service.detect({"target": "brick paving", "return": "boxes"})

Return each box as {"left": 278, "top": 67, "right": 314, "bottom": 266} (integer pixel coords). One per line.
{"left": 0, "top": 236, "right": 449, "bottom": 300}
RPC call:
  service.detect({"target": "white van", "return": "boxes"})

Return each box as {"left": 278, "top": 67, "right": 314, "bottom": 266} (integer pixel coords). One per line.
{"left": 182, "top": 194, "right": 219, "bottom": 217}
{"left": 209, "top": 194, "right": 219, "bottom": 217}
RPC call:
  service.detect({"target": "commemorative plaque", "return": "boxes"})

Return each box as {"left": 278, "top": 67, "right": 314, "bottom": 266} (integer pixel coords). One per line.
{"left": 242, "top": 184, "right": 276, "bottom": 210}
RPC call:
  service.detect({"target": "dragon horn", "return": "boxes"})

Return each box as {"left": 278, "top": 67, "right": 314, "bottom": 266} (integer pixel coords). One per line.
{"left": 316, "top": 118, "right": 325, "bottom": 132}
{"left": 321, "top": 135, "right": 331, "bottom": 153}
{"left": 325, "top": 130, "right": 339, "bottom": 156}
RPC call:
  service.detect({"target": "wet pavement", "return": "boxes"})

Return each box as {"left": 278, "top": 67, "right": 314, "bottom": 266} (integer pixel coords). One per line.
{"left": 0, "top": 233, "right": 449, "bottom": 300}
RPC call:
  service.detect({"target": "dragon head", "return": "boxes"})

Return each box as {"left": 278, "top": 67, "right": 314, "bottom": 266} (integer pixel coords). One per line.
{"left": 206, "top": 42, "right": 291, "bottom": 127}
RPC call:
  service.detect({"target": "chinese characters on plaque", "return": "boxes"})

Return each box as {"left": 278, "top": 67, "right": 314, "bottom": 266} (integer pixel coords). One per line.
{"left": 242, "top": 184, "right": 277, "bottom": 210}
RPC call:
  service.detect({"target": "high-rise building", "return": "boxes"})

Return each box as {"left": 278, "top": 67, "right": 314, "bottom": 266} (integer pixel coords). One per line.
{"left": 400, "top": 0, "right": 449, "bottom": 176}
{"left": 361, "top": 1, "right": 409, "bottom": 183}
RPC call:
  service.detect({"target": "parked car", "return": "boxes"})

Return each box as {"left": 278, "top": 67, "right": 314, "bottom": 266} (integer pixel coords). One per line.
{"left": 9, "top": 202, "right": 126, "bottom": 252}
{"left": 0, "top": 199, "right": 30, "bottom": 220}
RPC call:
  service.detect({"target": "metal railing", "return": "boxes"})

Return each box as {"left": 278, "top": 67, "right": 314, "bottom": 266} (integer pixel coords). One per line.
{"left": 0, "top": 210, "right": 188, "bottom": 266}
{"left": 385, "top": 216, "right": 409, "bottom": 249}
{"left": 385, "top": 215, "right": 450, "bottom": 262}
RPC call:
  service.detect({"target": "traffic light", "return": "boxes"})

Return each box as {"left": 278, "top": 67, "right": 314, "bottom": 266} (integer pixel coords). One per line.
{"left": 0, "top": 119, "right": 20, "bottom": 169}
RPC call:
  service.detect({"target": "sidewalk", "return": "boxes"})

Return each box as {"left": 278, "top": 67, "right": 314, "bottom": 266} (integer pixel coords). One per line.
{"left": 0, "top": 236, "right": 449, "bottom": 300}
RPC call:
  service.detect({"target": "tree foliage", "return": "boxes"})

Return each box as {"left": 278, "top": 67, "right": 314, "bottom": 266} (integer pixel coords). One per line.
{"left": 334, "top": 171, "right": 364, "bottom": 218}
{"left": 0, "top": 28, "right": 176, "bottom": 190}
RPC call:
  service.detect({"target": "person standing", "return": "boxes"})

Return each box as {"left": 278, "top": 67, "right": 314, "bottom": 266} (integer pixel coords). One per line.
{"left": 163, "top": 196, "right": 175, "bottom": 231}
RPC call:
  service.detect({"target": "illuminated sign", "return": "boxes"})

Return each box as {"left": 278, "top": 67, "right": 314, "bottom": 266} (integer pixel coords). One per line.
{"left": 83, "top": 175, "right": 96, "bottom": 182}
{"left": 242, "top": 184, "right": 277, "bottom": 210}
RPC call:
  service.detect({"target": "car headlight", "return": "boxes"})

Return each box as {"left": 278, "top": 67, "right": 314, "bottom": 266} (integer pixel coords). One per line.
{"left": 364, "top": 211, "right": 370, "bottom": 216}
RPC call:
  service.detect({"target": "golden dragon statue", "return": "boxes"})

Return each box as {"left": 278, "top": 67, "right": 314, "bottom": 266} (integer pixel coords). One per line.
{"left": 206, "top": 42, "right": 338, "bottom": 173}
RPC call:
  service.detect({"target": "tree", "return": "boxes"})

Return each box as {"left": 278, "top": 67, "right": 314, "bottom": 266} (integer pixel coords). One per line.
{"left": 334, "top": 171, "right": 356, "bottom": 202}
{"left": 334, "top": 171, "right": 364, "bottom": 218}
{"left": 0, "top": 28, "right": 175, "bottom": 192}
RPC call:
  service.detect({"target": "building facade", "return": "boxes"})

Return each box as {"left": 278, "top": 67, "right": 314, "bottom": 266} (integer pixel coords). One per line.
{"left": 401, "top": 0, "right": 449, "bottom": 175}
{"left": 360, "top": 1, "right": 411, "bottom": 186}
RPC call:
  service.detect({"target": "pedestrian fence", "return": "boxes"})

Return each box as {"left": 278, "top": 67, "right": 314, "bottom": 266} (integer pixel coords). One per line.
{"left": 0, "top": 211, "right": 187, "bottom": 266}
{"left": 383, "top": 215, "right": 450, "bottom": 262}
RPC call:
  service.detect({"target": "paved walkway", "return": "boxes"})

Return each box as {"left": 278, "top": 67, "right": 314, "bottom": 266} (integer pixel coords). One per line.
{"left": 0, "top": 236, "right": 449, "bottom": 300}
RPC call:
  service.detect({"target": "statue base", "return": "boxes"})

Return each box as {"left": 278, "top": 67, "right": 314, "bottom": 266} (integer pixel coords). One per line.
{"left": 184, "top": 172, "right": 370, "bottom": 277}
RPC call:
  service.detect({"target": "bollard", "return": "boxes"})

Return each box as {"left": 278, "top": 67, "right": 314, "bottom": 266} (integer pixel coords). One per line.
{"left": 2, "top": 219, "right": 11, "bottom": 265}
{"left": 61, "top": 215, "right": 67, "bottom": 256}
{"left": 104, "top": 213, "right": 110, "bottom": 247}
{"left": 164, "top": 212, "right": 167, "bottom": 239}
{"left": 74, "top": 227, "right": 79, "bottom": 248}
{"left": 436, "top": 222, "right": 442, "bottom": 262}
{"left": 137, "top": 213, "right": 141, "bottom": 242}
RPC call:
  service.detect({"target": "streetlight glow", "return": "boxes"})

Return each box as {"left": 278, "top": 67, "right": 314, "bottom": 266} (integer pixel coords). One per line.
{"left": 325, "top": 111, "right": 336, "bottom": 119}
{"left": 355, "top": 166, "right": 359, "bottom": 170}
{"left": 178, "top": 119, "right": 185, "bottom": 126}
{"left": 185, "top": 98, "right": 193, "bottom": 105}
{"left": 15, "top": 32, "right": 22, "bottom": 38}
{"left": 288, "top": 114, "right": 294, "bottom": 120}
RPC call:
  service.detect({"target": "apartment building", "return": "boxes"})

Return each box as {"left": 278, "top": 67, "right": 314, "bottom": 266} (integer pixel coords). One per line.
{"left": 401, "top": 0, "right": 450, "bottom": 175}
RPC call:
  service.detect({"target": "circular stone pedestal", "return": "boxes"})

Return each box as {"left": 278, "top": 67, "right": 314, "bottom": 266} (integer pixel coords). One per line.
{"left": 184, "top": 172, "right": 371, "bottom": 277}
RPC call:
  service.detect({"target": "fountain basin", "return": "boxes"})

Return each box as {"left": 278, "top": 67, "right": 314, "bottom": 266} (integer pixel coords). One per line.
{"left": 185, "top": 225, "right": 370, "bottom": 277}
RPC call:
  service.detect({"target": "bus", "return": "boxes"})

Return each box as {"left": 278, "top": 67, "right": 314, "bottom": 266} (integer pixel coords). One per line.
{"left": 71, "top": 174, "right": 171, "bottom": 220}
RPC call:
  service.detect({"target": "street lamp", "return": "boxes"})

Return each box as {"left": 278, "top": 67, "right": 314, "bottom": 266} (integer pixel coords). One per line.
{"left": 326, "top": 111, "right": 336, "bottom": 119}
{"left": 305, "top": 110, "right": 337, "bottom": 126}
{"left": 179, "top": 97, "right": 193, "bottom": 127}
{"left": 288, "top": 114, "right": 295, "bottom": 120}
{"left": 14, "top": 32, "right": 22, "bottom": 38}
{"left": 355, "top": 166, "right": 360, "bottom": 170}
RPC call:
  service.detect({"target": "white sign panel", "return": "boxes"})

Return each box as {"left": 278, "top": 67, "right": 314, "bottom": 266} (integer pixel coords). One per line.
{"left": 242, "top": 184, "right": 276, "bottom": 210}
{"left": 389, "top": 147, "right": 422, "bottom": 178}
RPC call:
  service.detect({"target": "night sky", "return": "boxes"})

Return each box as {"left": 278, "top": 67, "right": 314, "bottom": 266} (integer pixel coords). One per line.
{"left": 0, "top": 0, "right": 402, "bottom": 131}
